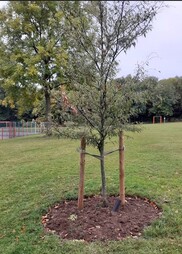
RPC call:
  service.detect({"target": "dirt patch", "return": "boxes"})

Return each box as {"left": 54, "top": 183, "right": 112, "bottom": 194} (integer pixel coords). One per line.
{"left": 42, "top": 195, "right": 162, "bottom": 242}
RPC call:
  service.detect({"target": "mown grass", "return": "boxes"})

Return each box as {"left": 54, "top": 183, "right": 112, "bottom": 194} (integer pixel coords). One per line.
{"left": 0, "top": 122, "right": 182, "bottom": 254}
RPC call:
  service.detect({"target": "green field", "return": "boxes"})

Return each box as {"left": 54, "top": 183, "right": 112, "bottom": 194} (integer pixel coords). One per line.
{"left": 0, "top": 123, "right": 182, "bottom": 254}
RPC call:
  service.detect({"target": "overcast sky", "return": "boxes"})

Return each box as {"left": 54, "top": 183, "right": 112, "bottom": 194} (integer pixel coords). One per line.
{"left": 0, "top": 1, "right": 182, "bottom": 80}
{"left": 117, "top": 1, "right": 182, "bottom": 80}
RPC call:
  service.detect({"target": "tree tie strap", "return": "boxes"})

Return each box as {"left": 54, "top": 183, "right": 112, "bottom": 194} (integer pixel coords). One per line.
{"left": 77, "top": 147, "right": 124, "bottom": 160}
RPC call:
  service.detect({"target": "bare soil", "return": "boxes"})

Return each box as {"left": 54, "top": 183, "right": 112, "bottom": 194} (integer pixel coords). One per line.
{"left": 42, "top": 195, "right": 162, "bottom": 242}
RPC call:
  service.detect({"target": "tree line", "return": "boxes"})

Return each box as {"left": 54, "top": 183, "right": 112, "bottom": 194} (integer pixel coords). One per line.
{"left": 0, "top": 75, "right": 181, "bottom": 123}
{"left": 115, "top": 75, "right": 182, "bottom": 123}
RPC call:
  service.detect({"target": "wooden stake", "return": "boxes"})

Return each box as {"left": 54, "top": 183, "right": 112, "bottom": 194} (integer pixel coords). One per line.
{"left": 119, "top": 131, "right": 125, "bottom": 206}
{"left": 78, "top": 136, "right": 86, "bottom": 210}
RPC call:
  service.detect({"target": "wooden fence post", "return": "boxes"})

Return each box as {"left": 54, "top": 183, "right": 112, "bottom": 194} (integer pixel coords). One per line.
{"left": 78, "top": 136, "right": 86, "bottom": 210}
{"left": 119, "top": 131, "right": 125, "bottom": 206}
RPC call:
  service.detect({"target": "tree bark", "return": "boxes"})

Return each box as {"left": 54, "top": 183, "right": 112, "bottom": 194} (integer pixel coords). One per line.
{"left": 99, "top": 140, "right": 108, "bottom": 206}
{"left": 45, "top": 90, "right": 51, "bottom": 122}
{"left": 78, "top": 136, "right": 86, "bottom": 210}
{"left": 119, "top": 131, "right": 125, "bottom": 206}
{"left": 44, "top": 90, "right": 52, "bottom": 134}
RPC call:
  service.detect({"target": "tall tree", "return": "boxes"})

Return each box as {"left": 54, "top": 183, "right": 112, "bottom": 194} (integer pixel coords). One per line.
{"left": 150, "top": 78, "right": 179, "bottom": 117}
{"left": 0, "top": 1, "right": 68, "bottom": 124}
{"left": 57, "top": 1, "right": 164, "bottom": 204}
{"left": 173, "top": 77, "right": 182, "bottom": 118}
{"left": 157, "top": 77, "right": 182, "bottom": 119}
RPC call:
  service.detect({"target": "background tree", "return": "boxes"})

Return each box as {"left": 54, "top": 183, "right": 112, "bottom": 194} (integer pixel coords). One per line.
{"left": 114, "top": 75, "right": 159, "bottom": 123}
{"left": 116, "top": 75, "right": 182, "bottom": 123}
{"left": 157, "top": 77, "right": 182, "bottom": 119}
{"left": 0, "top": 79, "right": 41, "bottom": 121}
{"left": 131, "top": 76, "right": 159, "bottom": 122}
{"left": 0, "top": 1, "right": 69, "bottom": 125}
{"left": 56, "top": 1, "right": 164, "bottom": 205}
{"left": 150, "top": 78, "right": 179, "bottom": 117}
{"left": 0, "top": 86, "right": 18, "bottom": 121}
{"left": 173, "top": 77, "right": 182, "bottom": 118}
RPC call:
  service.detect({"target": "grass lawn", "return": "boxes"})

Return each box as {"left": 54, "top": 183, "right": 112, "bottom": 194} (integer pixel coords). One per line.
{"left": 0, "top": 122, "right": 182, "bottom": 254}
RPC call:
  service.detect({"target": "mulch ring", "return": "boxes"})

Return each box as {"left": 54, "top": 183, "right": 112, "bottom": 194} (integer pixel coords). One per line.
{"left": 42, "top": 195, "right": 162, "bottom": 242}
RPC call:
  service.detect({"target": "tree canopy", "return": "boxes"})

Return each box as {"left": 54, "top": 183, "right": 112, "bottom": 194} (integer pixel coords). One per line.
{"left": 54, "top": 1, "right": 165, "bottom": 204}
{"left": 0, "top": 1, "right": 69, "bottom": 123}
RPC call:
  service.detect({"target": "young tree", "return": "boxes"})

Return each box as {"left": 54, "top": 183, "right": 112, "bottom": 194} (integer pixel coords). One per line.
{"left": 56, "top": 1, "right": 164, "bottom": 205}
{"left": 0, "top": 1, "right": 69, "bottom": 125}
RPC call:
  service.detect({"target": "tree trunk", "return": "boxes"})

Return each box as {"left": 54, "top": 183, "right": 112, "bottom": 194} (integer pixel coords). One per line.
{"left": 78, "top": 136, "right": 86, "bottom": 210}
{"left": 44, "top": 90, "right": 52, "bottom": 134}
{"left": 99, "top": 141, "right": 108, "bottom": 206}
{"left": 119, "top": 131, "right": 125, "bottom": 206}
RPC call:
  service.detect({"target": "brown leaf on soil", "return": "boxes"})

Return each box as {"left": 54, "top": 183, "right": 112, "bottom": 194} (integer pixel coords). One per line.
{"left": 42, "top": 215, "right": 49, "bottom": 224}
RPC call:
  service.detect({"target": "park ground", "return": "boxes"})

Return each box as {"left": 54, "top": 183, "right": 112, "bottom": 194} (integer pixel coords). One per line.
{"left": 0, "top": 122, "right": 182, "bottom": 253}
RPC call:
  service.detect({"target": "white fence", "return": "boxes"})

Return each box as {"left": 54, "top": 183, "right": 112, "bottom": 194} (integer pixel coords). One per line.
{"left": 0, "top": 121, "right": 44, "bottom": 140}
